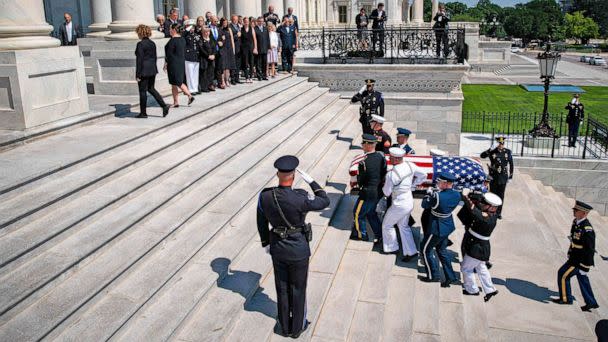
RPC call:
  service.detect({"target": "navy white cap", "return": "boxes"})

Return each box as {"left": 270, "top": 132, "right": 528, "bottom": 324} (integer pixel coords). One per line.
{"left": 370, "top": 114, "right": 385, "bottom": 124}
{"left": 274, "top": 155, "right": 299, "bottom": 172}
{"left": 483, "top": 192, "right": 502, "bottom": 207}
{"left": 389, "top": 147, "right": 406, "bottom": 158}
{"left": 429, "top": 148, "right": 447, "bottom": 156}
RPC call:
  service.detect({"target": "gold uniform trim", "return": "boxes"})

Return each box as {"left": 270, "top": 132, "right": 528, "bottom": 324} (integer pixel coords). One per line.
{"left": 570, "top": 243, "right": 583, "bottom": 249}
{"left": 560, "top": 266, "right": 576, "bottom": 302}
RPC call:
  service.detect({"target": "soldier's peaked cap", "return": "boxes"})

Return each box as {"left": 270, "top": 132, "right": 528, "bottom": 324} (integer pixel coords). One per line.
{"left": 362, "top": 133, "right": 377, "bottom": 143}
{"left": 573, "top": 200, "right": 593, "bottom": 212}
{"left": 437, "top": 172, "right": 456, "bottom": 182}
{"left": 483, "top": 192, "right": 502, "bottom": 207}
{"left": 274, "top": 155, "right": 299, "bottom": 172}
{"left": 365, "top": 79, "right": 376, "bottom": 85}
{"left": 370, "top": 114, "right": 385, "bottom": 124}
{"left": 495, "top": 136, "right": 506, "bottom": 144}
{"left": 397, "top": 128, "right": 412, "bottom": 136}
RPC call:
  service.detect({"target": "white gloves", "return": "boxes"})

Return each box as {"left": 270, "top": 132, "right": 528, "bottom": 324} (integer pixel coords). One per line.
{"left": 265, "top": 246, "right": 270, "bottom": 255}
{"left": 462, "top": 188, "right": 471, "bottom": 197}
{"left": 426, "top": 187, "right": 434, "bottom": 195}
{"left": 296, "top": 168, "right": 314, "bottom": 184}
{"left": 358, "top": 85, "right": 367, "bottom": 94}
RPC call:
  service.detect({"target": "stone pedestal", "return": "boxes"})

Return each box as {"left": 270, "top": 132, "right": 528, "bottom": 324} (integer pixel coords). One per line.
{"left": 0, "top": 47, "right": 89, "bottom": 131}
{"left": 90, "top": 39, "right": 170, "bottom": 95}
{"left": 458, "top": 22, "right": 480, "bottom": 63}
{"left": 524, "top": 136, "right": 561, "bottom": 149}
{"left": 78, "top": 37, "right": 105, "bottom": 91}
{"left": 387, "top": 0, "right": 402, "bottom": 26}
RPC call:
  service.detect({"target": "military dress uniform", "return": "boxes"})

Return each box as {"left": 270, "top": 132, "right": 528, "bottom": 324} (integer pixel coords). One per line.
{"left": 369, "top": 115, "right": 392, "bottom": 154}
{"left": 351, "top": 79, "right": 385, "bottom": 135}
{"left": 257, "top": 156, "right": 330, "bottom": 337}
{"left": 353, "top": 134, "right": 387, "bottom": 241}
{"left": 420, "top": 172, "right": 461, "bottom": 286}
{"left": 458, "top": 192, "right": 502, "bottom": 301}
{"left": 553, "top": 201, "right": 599, "bottom": 311}
{"left": 480, "top": 137, "right": 513, "bottom": 217}
{"left": 392, "top": 128, "right": 415, "bottom": 155}
{"left": 565, "top": 98, "right": 584, "bottom": 147}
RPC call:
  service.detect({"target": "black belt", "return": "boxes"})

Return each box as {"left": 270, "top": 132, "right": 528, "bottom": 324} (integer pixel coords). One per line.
{"left": 272, "top": 227, "right": 303, "bottom": 239}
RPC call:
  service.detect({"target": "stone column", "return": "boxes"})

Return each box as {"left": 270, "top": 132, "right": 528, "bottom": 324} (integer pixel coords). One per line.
{"left": 185, "top": 0, "right": 216, "bottom": 18}
{"left": 88, "top": 0, "right": 112, "bottom": 37}
{"left": 411, "top": 0, "right": 423, "bottom": 24}
{"left": 285, "top": 0, "right": 297, "bottom": 12}
{"left": 262, "top": 0, "right": 284, "bottom": 17}
{"left": 0, "top": 0, "right": 60, "bottom": 50}
{"left": 233, "top": 0, "right": 262, "bottom": 18}
{"left": 431, "top": 0, "right": 438, "bottom": 25}
{"left": 325, "top": 0, "right": 335, "bottom": 25}
{"left": 387, "top": 0, "right": 402, "bottom": 26}
{"left": 107, "top": 0, "right": 162, "bottom": 40}
{"left": 403, "top": 0, "right": 410, "bottom": 23}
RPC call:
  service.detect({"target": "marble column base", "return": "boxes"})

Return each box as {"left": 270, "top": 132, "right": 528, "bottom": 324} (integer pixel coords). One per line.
{"left": 90, "top": 39, "right": 170, "bottom": 95}
{"left": 0, "top": 36, "right": 60, "bottom": 51}
{"left": 0, "top": 46, "right": 89, "bottom": 130}
{"left": 87, "top": 30, "right": 111, "bottom": 37}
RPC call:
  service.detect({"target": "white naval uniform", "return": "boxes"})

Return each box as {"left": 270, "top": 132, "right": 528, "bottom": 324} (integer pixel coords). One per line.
{"left": 461, "top": 254, "right": 496, "bottom": 294}
{"left": 381, "top": 161, "right": 426, "bottom": 255}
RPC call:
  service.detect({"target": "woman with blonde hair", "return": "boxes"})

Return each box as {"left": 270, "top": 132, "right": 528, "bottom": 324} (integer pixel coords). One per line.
{"left": 134, "top": 24, "right": 169, "bottom": 118}
{"left": 267, "top": 22, "right": 279, "bottom": 78}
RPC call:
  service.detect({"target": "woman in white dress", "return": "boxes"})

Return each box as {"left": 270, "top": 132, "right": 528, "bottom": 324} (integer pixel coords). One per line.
{"left": 267, "top": 23, "right": 279, "bottom": 78}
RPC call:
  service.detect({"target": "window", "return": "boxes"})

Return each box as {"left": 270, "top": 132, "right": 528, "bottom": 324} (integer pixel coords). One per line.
{"left": 363, "top": 5, "right": 373, "bottom": 15}
{"left": 338, "top": 5, "right": 347, "bottom": 23}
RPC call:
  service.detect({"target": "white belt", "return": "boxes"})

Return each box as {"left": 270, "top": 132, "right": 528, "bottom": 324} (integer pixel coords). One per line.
{"left": 431, "top": 210, "right": 452, "bottom": 219}
{"left": 469, "top": 229, "right": 491, "bottom": 241}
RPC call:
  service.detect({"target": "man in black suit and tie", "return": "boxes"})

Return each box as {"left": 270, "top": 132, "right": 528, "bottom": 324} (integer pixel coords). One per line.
{"left": 283, "top": 7, "right": 299, "bottom": 31}
{"left": 254, "top": 17, "right": 270, "bottom": 81}
{"left": 369, "top": 3, "right": 387, "bottom": 53}
{"left": 229, "top": 15, "right": 243, "bottom": 85}
{"left": 163, "top": 8, "right": 181, "bottom": 38}
{"left": 59, "top": 12, "right": 78, "bottom": 46}
{"left": 209, "top": 16, "right": 223, "bottom": 87}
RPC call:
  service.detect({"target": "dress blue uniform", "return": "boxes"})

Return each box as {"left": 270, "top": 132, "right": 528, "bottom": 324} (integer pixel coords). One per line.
{"left": 351, "top": 80, "right": 385, "bottom": 135}
{"left": 420, "top": 172, "right": 461, "bottom": 286}
{"left": 565, "top": 97, "right": 584, "bottom": 147}
{"left": 392, "top": 128, "right": 415, "bottom": 155}
{"left": 553, "top": 201, "right": 599, "bottom": 311}
{"left": 257, "top": 156, "right": 330, "bottom": 337}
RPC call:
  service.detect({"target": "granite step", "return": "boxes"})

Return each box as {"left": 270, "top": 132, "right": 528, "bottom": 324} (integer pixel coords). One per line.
{"left": 0, "top": 82, "right": 317, "bottom": 270}
{"left": 0, "top": 75, "right": 296, "bottom": 197}
{"left": 0, "top": 76, "right": 307, "bottom": 233}
{"left": 0, "top": 90, "right": 337, "bottom": 340}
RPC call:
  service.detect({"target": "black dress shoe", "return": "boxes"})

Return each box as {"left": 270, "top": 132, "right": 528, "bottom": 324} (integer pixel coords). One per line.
{"left": 419, "top": 276, "right": 441, "bottom": 283}
{"left": 188, "top": 96, "right": 195, "bottom": 105}
{"left": 581, "top": 304, "right": 599, "bottom": 312}
{"left": 486, "top": 261, "right": 493, "bottom": 269}
{"left": 463, "top": 290, "right": 480, "bottom": 296}
{"left": 484, "top": 290, "right": 499, "bottom": 302}
{"left": 273, "top": 322, "right": 291, "bottom": 337}
{"left": 401, "top": 253, "right": 418, "bottom": 262}
{"left": 551, "top": 297, "right": 572, "bottom": 305}
{"left": 291, "top": 320, "right": 310, "bottom": 339}
{"left": 162, "top": 106, "right": 169, "bottom": 117}
{"left": 136, "top": 113, "right": 148, "bottom": 118}
{"left": 262, "top": 77, "right": 269, "bottom": 80}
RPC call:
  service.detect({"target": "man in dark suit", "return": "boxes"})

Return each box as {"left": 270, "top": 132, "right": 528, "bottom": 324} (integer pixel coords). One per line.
{"left": 282, "top": 7, "right": 299, "bottom": 31}
{"left": 163, "top": 8, "right": 181, "bottom": 38}
{"left": 264, "top": 5, "right": 280, "bottom": 26}
{"left": 209, "top": 16, "right": 223, "bottom": 87}
{"left": 254, "top": 17, "right": 270, "bottom": 81}
{"left": 278, "top": 20, "right": 297, "bottom": 73}
{"left": 59, "top": 12, "right": 78, "bottom": 46}
{"left": 369, "top": 3, "right": 386, "bottom": 53}
{"left": 432, "top": 3, "right": 450, "bottom": 58}
{"left": 229, "top": 15, "right": 242, "bottom": 85}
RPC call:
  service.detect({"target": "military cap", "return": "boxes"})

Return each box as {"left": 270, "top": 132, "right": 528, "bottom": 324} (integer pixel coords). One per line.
{"left": 397, "top": 128, "right": 412, "bottom": 136}
{"left": 370, "top": 114, "right": 385, "bottom": 124}
{"left": 482, "top": 192, "right": 502, "bottom": 207}
{"left": 365, "top": 79, "right": 376, "bottom": 85}
{"left": 573, "top": 200, "right": 593, "bottom": 213}
{"left": 495, "top": 136, "right": 506, "bottom": 144}
{"left": 274, "top": 155, "right": 299, "bottom": 172}
{"left": 362, "top": 133, "right": 377, "bottom": 144}
{"left": 437, "top": 172, "right": 456, "bottom": 182}
{"left": 389, "top": 147, "right": 406, "bottom": 158}
{"left": 573, "top": 93, "right": 580, "bottom": 98}
{"left": 429, "top": 148, "right": 447, "bottom": 156}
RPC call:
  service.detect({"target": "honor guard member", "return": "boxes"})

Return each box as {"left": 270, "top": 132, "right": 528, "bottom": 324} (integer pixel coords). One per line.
{"left": 420, "top": 172, "right": 462, "bottom": 287}
{"left": 351, "top": 79, "right": 385, "bottom": 135}
{"left": 256, "top": 156, "right": 330, "bottom": 337}
{"left": 565, "top": 94, "right": 585, "bottom": 147}
{"left": 381, "top": 147, "right": 426, "bottom": 261}
{"left": 551, "top": 201, "right": 599, "bottom": 312}
{"left": 458, "top": 190, "right": 501, "bottom": 301}
{"left": 392, "top": 128, "right": 415, "bottom": 155}
{"left": 480, "top": 137, "right": 513, "bottom": 219}
{"left": 370, "top": 114, "right": 392, "bottom": 154}
{"left": 352, "top": 134, "right": 387, "bottom": 241}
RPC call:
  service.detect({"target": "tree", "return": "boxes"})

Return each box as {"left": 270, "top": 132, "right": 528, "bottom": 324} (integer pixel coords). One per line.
{"left": 564, "top": 11, "right": 600, "bottom": 44}
{"left": 524, "top": 0, "right": 564, "bottom": 41}
{"left": 445, "top": 2, "right": 468, "bottom": 16}
{"left": 572, "top": 0, "right": 608, "bottom": 37}
{"left": 503, "top": 7, "right": 535, "bottom": 45}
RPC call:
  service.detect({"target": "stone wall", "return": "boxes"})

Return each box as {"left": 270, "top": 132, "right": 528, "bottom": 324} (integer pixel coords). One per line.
{"left": 516, "top": 157, "right": 608, "bottom": 215}
{"left": 296, "top": 62, "right": 468, "bottom": 154}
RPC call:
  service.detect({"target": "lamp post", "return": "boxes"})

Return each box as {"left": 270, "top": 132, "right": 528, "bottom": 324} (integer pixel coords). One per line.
{"left": 530, "top": 43, "right": 560, "bottom": 137}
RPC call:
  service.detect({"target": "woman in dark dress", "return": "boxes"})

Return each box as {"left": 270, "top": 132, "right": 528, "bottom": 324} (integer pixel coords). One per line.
{"left": 240, "top": 17, "right": 257, "bottom": 83}
{"left": 198, "top": 27, "right": 216, "bottom": 92}
{"left": 164, "top": 23, "right": 194, "bottom": 107}
{"left": 135, "top": 24, "right": 169, "bottom": 118}
{"left": 218, "top": 18, "right": 236, "bottom": 88}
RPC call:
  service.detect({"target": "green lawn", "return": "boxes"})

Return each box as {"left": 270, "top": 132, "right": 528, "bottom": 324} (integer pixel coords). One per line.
{"left": 461, "top": 85, "right": 608, "bottom": 134}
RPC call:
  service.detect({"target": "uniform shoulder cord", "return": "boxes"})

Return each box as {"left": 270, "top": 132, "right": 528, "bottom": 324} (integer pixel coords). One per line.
{"left": 272, "top": 188, "right": 295, "bottom": 229}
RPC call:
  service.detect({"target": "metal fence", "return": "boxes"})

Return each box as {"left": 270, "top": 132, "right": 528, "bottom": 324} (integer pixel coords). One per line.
{"left": 298, "top": 26, "right": 466, "bottom": 64}
{"left": 462, "top": 111, "right": 608, "bottom": 159}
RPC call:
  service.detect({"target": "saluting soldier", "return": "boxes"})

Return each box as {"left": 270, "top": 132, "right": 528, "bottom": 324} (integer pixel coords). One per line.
{"left": 351, "top": 79, "right": 385, "bottom": 135}
{"left": 480, "top": 136, "right": 513, "bottom": 219}
{"left": 551, "top": 201, "right": 599, "bottom": 312}
{"left": 370, "top": 114, "right": 391, "bottom": 154}
{"left": 420, "top": 172, "right": 462, "bottom": 288}
{"left": 392, "top": 128, "right": 415, "bottom": 155}
{"left": 352, "top": 134, "right": 387, "bottom": 242}
{"left": 565, "top": 93, "right": 585, "bottom": 148}
{"left": 257, "top": 156, "right": 330, "bottom": 337}
{"left": 458, "top": 190, "right": 502, "bottom": 301}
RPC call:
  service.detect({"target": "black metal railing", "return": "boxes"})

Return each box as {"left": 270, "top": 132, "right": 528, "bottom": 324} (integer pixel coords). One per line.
{"left": 462, "top": 111, "right": 608, "bottom": 159}
{"left": 298, "top": 26, "right": 466, "bottom": 64}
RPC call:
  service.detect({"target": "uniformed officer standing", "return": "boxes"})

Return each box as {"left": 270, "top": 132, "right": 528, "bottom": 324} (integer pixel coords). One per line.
{"left": 257, "top": 156, "right": 330, "bottom": 337}
{"left": 352, "top": 134, "right": 387, "bottom": 241}
{"left": 420, "top": 172, "right": 462, "bottom": 288}
{"left": 392, "top": 128, "right": 415, "bottom": 155}
{"left": 381, "top": 147, "right": 426, "bottom": 261}
{"left": 551, "top": 201, "right": 599, "bottom": 312}
{"left": 351, "top": 79, "right": 385, "bottom": 135}
{"left": 565, "top": 94, "right": 585, "bottom": 148}
{"left": 458, "top": 190, "right": 502, "bottom": 301}
{"left": 480, "top": 137, "right": 513, "bottom": 219}
{"left": 370, "top": 115, "right": 392, "bottom": 154}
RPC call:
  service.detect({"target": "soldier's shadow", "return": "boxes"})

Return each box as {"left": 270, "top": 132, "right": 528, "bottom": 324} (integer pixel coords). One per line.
{"left": 210, "top": 257, "right": 276, "bottom": 319}
{"left": 492, "top": 277, "right": 559, "bottom": 303}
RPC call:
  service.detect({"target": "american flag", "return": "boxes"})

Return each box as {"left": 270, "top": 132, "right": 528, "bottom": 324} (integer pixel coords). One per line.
{"left": 349, "top": 154, "right": 487, "bottom": 191}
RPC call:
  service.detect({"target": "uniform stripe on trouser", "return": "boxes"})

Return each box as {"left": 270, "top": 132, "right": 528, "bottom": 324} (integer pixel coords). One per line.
{"left": 560, "top": 266, "right": 575, "bottom": 302}
{"left": 354, "top": 200, "right": 364, "bottom": 239}
{"left": 423, "top": 234, "right": 434, "bottom": 278}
